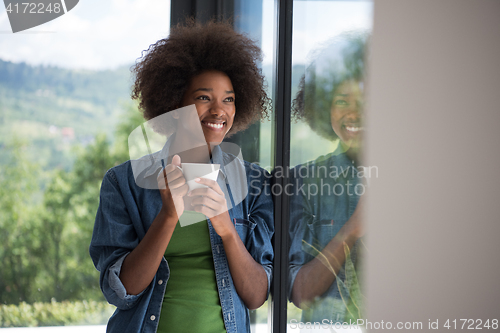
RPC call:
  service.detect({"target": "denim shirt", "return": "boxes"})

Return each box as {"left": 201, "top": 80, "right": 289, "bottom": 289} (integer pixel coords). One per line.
{"left": 89, "top": 144, "right": 274, "bottom": 333}
{"left": 288, "top": 151, "right": 361, "bottom": 323}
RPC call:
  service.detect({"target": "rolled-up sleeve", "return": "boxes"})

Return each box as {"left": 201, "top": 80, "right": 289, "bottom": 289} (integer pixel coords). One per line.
{"left": 89, "top": 169, "right": 148, "bottom": 310}
{"left": 287, "top": 174, "right": 313, "bottom": 300}
{"left": 288, "top": 224, "right": 306, "bottom": 298}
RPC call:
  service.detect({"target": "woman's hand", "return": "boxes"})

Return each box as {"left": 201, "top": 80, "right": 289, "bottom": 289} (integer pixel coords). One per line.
{"left": 157, "top": 154, "right": 189, "bottom": 221}
{"left": 291, "top": 196, "right": 364, "bottom": 308}
{"left": 343, "top": 196, "right": 364, "bottom": 240}
{"left": 121, "top": 154, "right": 187, "bottom": 296}
{"left": 188, "top": 177, "right": 234, "bottom": 238}
{"left": 189, "top": 177, "right": 268, "bottom": 309}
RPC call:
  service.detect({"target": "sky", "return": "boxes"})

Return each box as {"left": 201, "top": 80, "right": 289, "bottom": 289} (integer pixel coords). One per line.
{"left": 291, "top": 1, "right": 372, "bottom": 65}
{"left": 0, "top": 0, "right": 171, "bottom": 70}
{"left": 0, "top": 0, "right": 371, "bottom": 70}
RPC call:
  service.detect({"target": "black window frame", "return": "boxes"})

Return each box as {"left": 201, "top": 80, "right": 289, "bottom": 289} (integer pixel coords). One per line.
{"left": 271, "top": 0, "right": 293, "bottom": 332}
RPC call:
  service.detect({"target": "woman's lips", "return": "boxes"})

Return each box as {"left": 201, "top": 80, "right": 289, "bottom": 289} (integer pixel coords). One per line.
{"left": 344, "top": 124, "right": 364, "bottom": 135}
{"left": 202, "top": 120, "right": 225, "bottom": 131}
{"left": 345, "top": 126, "right": 362, "bottom": 132}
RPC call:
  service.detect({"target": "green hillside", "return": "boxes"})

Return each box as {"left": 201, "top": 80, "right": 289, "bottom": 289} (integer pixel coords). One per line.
{"left": 0, "top": 59, "right": 134, "bottom": 170}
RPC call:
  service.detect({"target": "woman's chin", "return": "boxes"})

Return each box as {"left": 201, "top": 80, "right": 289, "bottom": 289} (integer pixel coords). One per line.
{"left": 339, "top": 139, "right": 362, "bottom": 156}
{"left": 204, "top": 139, "right": 224, "bottom": 148}
{"left": 203, "top": 131, "right": 231, "bottom": 147}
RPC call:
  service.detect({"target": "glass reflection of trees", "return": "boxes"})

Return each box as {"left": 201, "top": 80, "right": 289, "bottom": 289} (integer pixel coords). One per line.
{"left": 288, "top": 33, "right": 368, "bottom": 324}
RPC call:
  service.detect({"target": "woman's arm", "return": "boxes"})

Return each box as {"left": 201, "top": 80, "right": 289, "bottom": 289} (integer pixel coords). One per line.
{"left": 189, "top": 177, "right": 269, "bottom": 310}
{"left": 290, "top": 202, "right": 363, "bottom": 308}
{"left": 119, "top": 155, "right": 188, "bottom": 295}
{"left": 118, "top": 209, "right": 177, "bottom": 295}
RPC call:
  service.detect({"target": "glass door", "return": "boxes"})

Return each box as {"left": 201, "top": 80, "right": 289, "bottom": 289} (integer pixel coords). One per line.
{"left": 285, "top": 1, "right": 373, "bottom": 331}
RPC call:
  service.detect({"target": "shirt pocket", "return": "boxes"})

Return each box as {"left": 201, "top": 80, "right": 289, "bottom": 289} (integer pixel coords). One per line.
{"left": 303, "top": 219, "right": 343, "bottom": 253}
{"left": 234, "top": 218, "right": 257, "bottom": 246}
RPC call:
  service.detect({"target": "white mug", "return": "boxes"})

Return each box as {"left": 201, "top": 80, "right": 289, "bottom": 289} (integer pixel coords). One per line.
{"left": 179, "top": 163, "right": 220, "bottom": 191}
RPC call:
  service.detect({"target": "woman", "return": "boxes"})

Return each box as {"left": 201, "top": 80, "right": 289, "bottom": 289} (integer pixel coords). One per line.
{"left": 89, "top": 20, "right": 273, "bottom": 333}
{"left": 288, "top": 33, "right": 367, "bottom": 323}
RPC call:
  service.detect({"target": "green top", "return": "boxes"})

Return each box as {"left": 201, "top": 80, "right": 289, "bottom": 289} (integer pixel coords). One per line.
{"left": 157, "top": 212, "right": 226, "bottom": 333}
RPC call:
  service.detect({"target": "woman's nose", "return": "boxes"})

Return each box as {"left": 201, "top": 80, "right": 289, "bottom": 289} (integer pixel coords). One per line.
{"left": 346, "top": 99, "right": 363, "bottom": 116}
{"left": 210, "top": 101, "right": 226, "bottom": 116}
{"left": 356, "top": 99, "right": 364, "bottom": 115}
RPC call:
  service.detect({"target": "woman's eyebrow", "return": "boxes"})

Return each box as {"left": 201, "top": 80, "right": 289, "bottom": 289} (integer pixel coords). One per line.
{"left": 193, "top": 88, "right": 212, "bottom": 93}
{"left": 192, "top": 88, "right": 234, "bottom": 94}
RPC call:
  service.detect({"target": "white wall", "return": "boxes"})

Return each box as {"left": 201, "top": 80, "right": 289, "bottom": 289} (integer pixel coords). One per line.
{"left": 366, "top": 0, "right": 500, "bottom": 331}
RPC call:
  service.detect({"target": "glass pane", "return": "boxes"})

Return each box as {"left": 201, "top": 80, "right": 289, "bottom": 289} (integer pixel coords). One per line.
{"left": 287, "top": 1, "right": 372, "bottom": 331}
{"left": 0, "top": 0, "right": 170, "bottom": 329}
{"left": 231, "top": 1, "right": 277, "bottom": 332}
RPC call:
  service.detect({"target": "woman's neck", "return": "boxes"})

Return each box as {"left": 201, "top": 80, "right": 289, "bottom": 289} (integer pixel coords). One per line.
{"left": 176, "top": 146, "right": 211, "bottom": 163}
{"left": 339, "top": 141, "right": 361, "bottom": 167}
{"left": 169, "top": 133, "right": 212, "bottom": 163}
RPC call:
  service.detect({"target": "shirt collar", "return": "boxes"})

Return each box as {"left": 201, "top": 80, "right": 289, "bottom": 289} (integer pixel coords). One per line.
{"left": 210, "top": 143, "right": 228, "bottom": 182}
{"left": 328, "top": 145, "right": 359, "bottom": 180}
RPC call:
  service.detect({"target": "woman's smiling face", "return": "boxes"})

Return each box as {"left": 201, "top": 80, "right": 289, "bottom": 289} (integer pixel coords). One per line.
{"left": 330, "top": 79, "right": 364, "bottom": 151}
{"left": 180, "top": 70, "right": 236, "bottom": 146}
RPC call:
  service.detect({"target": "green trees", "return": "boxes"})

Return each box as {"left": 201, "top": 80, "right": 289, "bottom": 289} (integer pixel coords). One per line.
{"left": 0, "top": 104, "right": 144, "bottom": 306}
{"left": 0, "top": 139, "right": 43, "bottom": 304}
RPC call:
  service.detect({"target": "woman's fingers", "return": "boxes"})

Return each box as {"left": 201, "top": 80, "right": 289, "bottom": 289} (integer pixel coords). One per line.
{"left": 166, "top": 174, "right": 186, "bottom": 190}
{"left": 156, "top": 165, "right": 227, "bottom": 217}
{"left": 157, "top": 165, "right": 185, "bottom": 190}
{"left": 188, "top": 178, "right": 228, "bottom": 217}
{"left": 172, "top": 183, "right": 189, "bottom": 197}
{"left": 190, "top": 194, "right": 224, "bottom": 209}
{"left": 188, "top": 186, "right": 218, "bottom": 198}
{"left": 154, "top": 155, "right": 187, "bottom": 219}
{"left": 193, "top": 178, "right": 224, "bottom": 195}
{"left": 194, "top": 204, "right": 218, "bottom": 218}
{"left": 157, "top": 162, "right": 179, "bottom": 179}
{"left": 188, "top": 180, "right": 225, "bottom": 205}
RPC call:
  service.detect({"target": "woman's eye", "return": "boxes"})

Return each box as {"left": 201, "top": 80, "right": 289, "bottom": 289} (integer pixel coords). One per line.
{"left": 334, "top": 99, "right": 348, "bottom": 106}
{"left": 197, "top": 95, "right": 210, "bottom": 101}
{"left": 224, "top": 97, "right": 235, "bottom": 102}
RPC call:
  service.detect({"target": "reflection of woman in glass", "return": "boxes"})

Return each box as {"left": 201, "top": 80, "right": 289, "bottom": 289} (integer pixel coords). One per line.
{"left": 289, "top": 34, "right": 367, "bottom": 323}
{"left": 89, "top": 20, "right": 273, "bottom": 333}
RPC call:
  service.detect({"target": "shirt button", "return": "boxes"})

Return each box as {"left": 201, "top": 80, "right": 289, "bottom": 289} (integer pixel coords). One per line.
{"left": 158, "top": 280, "right": 163, "bottom": 285}
{"left": 150, "top": 315, "right": 156, "bottom": 321}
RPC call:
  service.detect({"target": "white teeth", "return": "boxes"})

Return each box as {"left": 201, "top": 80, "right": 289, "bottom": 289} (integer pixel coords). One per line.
{"left": 206, "top": 122, "right": 223, "bottom": 129}
{"left": 345, "top": 126, "right": 363, "bottom": 132}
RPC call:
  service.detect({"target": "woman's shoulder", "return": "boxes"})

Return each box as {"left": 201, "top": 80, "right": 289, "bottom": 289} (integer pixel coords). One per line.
{"left": 298, "top": 152, "right": 337, "bottom": 169}
{"left": 103, "top": 160, "right": 134, "bottom": 184}
{"left": 289, "top": 152, "right": 337, "bottom": 178}
{"left": 101, "top": 160, "right": 156, "bottom": 196}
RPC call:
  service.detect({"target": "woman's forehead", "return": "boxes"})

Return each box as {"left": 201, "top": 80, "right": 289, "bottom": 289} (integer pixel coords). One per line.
{"left": 334, "top": 80, "right": 364, "bottom": 94}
